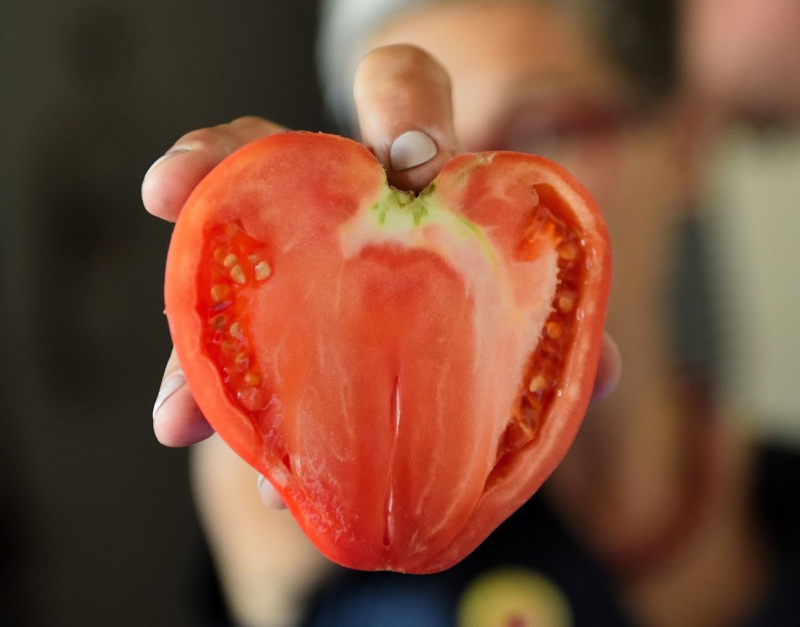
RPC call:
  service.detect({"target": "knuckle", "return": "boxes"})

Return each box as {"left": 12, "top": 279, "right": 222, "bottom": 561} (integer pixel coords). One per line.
{"left": 176, "top": 126, "right": 231, "bottom": 154}
{"left": 227, "top": 115, "right": 285, "bottom": 141}
{"left": 171, "top": 117, "right": 285, "bottom": 160}
{"left": 229, "top": 114, "right": 270, "bottom": 130}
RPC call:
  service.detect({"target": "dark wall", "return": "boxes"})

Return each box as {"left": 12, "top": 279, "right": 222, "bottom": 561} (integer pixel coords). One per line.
{"left": 0, "top": 2, "right": 325, "bottom": 625}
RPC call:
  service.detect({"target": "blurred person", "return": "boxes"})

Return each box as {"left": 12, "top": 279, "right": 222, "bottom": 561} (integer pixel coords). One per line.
{"left": 142, "top": 1, "right": 800, "bottom": 626}
{"left": 682, "top": 0, "right": 800, "bottom": 119}
{"left": 682, "top": 0, "right": 800, "bottom": 438}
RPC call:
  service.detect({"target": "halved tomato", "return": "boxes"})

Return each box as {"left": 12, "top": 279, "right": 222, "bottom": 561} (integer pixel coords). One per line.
{"left": 164, "top": 131, "right": 610, "bottom": 574}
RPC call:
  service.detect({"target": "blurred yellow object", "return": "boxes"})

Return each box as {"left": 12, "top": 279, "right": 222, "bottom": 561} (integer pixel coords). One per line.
{"left": 457, "top": 567, "right": 573, "bottom": 627}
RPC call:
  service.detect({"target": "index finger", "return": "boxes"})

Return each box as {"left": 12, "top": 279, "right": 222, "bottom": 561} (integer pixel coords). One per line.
{"left": 142, "top": 116, "right": 286, "bottom": 222}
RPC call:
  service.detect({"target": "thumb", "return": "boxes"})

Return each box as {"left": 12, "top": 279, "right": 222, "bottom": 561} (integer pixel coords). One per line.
{"left": 354, "top": 44, "right": 460, "bottom": 192}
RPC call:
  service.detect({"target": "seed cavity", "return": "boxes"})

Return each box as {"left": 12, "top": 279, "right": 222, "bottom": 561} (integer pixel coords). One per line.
{"left": 497, "top": 186, "right": 586, "bottom": 464}
{"left": 203, "top": 223, "right": 273, "bottom": 418}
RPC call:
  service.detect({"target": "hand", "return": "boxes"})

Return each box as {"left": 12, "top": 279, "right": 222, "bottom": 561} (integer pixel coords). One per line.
{"left": 143, "top": 44, "right": 621, "bottom": 507}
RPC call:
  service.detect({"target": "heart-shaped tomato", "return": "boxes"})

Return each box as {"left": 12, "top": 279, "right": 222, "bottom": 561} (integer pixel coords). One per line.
{"left": 165, "top": 131, "right": 610, "bottom": 574}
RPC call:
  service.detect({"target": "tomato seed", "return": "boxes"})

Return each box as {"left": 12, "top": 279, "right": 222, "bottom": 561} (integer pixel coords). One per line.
{"left": 229, "top": 322, "right": 242, "bottom": 337}
{"left": 230, "top": 265, "right": 246, "bottom": 284}
{"left": 212, "top": 248, "right": 227, "bottom": 265}
{"left": 223, "top": 254, "right": 238, "bottom": 268}
{"left": 244, "top": 371, "right": 262, "bottom": 386}
{"left": 546, "top": 322, "right": 562, "bottom": 340}
{"left": 234, "top": 353, "right": 249, "bottom": 371}
{"left": 254, "top": 261, "right": 271, "bottom": 281}
{"left": 529, "top": 375, "right": 547, "bottom": 393}
{"left": 558, "top": 244, "right": 577, "bottom": 261}
{"left": 221, "top": 339, "right": 238, "bottom": 354}
{"left": 211, "top": 284, "right": 229, "bottom": 302}
{"left": 211, "top": 314, "right": 227, "bottom": 329}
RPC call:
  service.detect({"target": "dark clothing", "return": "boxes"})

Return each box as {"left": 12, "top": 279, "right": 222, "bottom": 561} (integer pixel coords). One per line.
{"left": 305, "top": 492, "right": 631, "bottom": 627}
{"left": 196, "top": 445, "right": 800, "bottom": 627}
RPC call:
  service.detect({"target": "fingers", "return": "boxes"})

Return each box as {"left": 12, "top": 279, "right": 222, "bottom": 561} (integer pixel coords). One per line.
{"left": 146, "top": 116, "right": 285, "bottom": 446}
{"left": 153, "top": 348, "right": 215, "bottom": 447}
{"left": 153, "top": 345, "right": 287, "bottom": 510}
{"left": 591, "top": 333, "right": 622, "bottom": 402}
{"left": 354, "top": 44, "right": 460, "bottom": 192}
{"left": 142, "top": 116, "right": 286, "bottom": 222}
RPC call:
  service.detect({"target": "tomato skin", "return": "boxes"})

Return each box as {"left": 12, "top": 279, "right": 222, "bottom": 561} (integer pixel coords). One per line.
{"left": 165, "top": 131, "right": 610, "bottom": 574}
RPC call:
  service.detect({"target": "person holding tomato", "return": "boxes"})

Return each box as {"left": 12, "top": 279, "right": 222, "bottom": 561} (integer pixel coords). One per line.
{"left": 143, "top": 0, "right": 800, "bottom": 625}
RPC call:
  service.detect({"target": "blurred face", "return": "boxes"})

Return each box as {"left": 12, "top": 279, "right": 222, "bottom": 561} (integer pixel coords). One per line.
{"left": 683, "top": 0, "right": 800, "bottom": 116}
{"left": 370, "top": 0, "right": 689, "bottom": 354}
{"left": 371, "top": 0, "right": 699, "bottom": 564}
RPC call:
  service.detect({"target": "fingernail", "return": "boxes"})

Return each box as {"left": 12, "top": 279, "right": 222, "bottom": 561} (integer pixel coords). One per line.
{"left": 153, "top": 371, "right": 186, "bottom": 420}
{"left": 145, "top": 147, "right": 191, "bottom": 179}
{"left": 390, "top": 130, "right": 437, "bottom": 171}
{"left": 257, "top": 474, "right": 287, "bottom": 509}
{"left": 591, "top": 334, "right": 621, "bottom": 402}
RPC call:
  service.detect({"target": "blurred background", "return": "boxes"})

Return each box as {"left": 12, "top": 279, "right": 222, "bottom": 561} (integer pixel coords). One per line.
{"left": 1, "top": 0, "right": 799, "bottom": 626}
{"left": 1, "top": 2, "right": 325, "bottom": 625}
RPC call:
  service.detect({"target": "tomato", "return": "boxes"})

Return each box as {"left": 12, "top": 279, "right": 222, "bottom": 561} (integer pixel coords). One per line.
{"left": 164, "top": 131, "right": 610, "bottom": 574}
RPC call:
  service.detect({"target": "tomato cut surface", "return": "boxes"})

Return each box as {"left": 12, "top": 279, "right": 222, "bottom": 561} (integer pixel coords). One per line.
{"left": 164, "top": 131, "right": 610, "bottom": 574}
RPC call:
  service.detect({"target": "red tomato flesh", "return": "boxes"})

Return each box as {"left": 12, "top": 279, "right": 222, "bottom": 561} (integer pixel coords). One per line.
{"left": 165, "top": 131, "right": 610, "bottom": 573}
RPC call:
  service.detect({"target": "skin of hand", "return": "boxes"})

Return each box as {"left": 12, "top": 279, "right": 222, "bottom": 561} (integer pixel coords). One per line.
{"left": 142, "top": 44, "right": 621, "bottom": 509}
